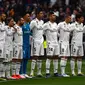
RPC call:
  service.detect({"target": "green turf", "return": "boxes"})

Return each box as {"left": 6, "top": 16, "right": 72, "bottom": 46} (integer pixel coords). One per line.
{"left": 0, "top": 60, "right": 85, "bottom": 85}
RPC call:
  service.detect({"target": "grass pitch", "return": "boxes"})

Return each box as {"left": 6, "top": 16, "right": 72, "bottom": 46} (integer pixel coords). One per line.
{"left": 0, "top": 60, "right": 85, "bottom": 85}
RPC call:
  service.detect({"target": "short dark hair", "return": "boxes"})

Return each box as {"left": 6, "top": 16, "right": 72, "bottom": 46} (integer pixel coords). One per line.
{"left": 6, "top": 17, "right": 13, "bottom": 25}
{"left": 16, "top": 16, "right": 22, "bottom": 23}
{"left": 76, "top": 13, "right": 84, "bottom": 21}
{"left": 48, "top": 11, "right": 54, "bottom": 16}
{"left": 64, "top": 13, "right": 71, "bottom": 18}
{"left": 35, "top": 8, "right": 43, "bottom": 15}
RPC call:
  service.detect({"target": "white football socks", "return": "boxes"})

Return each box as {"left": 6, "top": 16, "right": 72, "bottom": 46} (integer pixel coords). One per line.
{"left": 53, "top": 59, "right": 58, "bottom": 74}
{"left": 60, "top": 58, "right": 67, "bottom": 75}
{"left": 37, "top": 60, "right": 42, "bottom": 75}
{"left": 70, "top": 59, "right": 75, "bottom": 74}
{"left": 11, "top": 62, "right": 16, "bottom": 75}
{"left": 0, "top": 62, "right": 3, "bottom": 77}
{"left": 77, "top": 60, "right": 82, "bottom": 74}
{"left": 6, "top": 63, "right": 11, "bottom": 78}
{"left": 30, "top": 60, "right": 36, "bottom": 75}
{"left": 16, "top": 62, "right": 21, "bottom": 75}
{"left": 46, "top": 59, "right": 51, "bottom": 74}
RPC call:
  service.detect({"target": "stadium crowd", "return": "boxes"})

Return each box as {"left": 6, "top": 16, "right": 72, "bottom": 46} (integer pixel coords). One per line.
{"left": 0, "top": 0, "right": 85, "bottom": 80}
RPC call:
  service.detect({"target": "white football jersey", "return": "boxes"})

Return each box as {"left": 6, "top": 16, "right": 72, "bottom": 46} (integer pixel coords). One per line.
{"left": 71, "top": 22, "right": 84, "bottom": 45}
{"left": 30, "top": 18, "right": 44, "bottom": 42}
{"left": 13, "top": 24, "right": 23, "bottom": 45}
{"left": 0, "top": 22, "right": 6, "bottom": 41}
{"left": 58, "top": 21, "right": 71, "bottom": 42}
{"left": 43, "top": 21, "right": 59, "bottom": 44}
{"left": 5, "top": 26, "right": 15, "bottom": 45}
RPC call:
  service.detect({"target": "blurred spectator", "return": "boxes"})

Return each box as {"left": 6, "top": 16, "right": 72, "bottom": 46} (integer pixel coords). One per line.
{"left": 71, "top": 9, "right": 79, "bottom": 22}
{"left": 0, "top": 0, "right": 85, "bottom": 23}
{"left": 59, "top": 7, "right": 65, "bottom": 22}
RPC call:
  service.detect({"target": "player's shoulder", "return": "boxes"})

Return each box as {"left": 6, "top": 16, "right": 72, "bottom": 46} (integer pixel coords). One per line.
{"left": 70, "top": 22, "right": 75, "bottom": 26}
{"left": 30, "top": 18, "right": 37, "bottom": 24}
{"left": 58, "top": 21, "right": 64, "bottom": 25}
{"left": 54, "top": 22, "right": 57, "bottom": 26}
{"left": 5, "top": 25, "right": 9, "bottom": 29}
{"left": 43, "top": 21, "right": 50, "bottom": 27}
{"left": 44, "top": 21, "right": 49, "bottom": 25}
{"left": 58, "top": 21, "right": 64, "bottom": 26}
{"left": 0, "top": 22, "right": 2, "bottom": 25}
{"left": 14, "top": 24, "right": 18, "bottom": 28}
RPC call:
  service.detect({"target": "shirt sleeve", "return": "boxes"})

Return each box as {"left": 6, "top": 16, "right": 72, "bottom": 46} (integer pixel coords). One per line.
{"left": 0, "top": 25, "right": 6, "bottom": 31}
{"left": 30, "top": 21, "right": 35, "bottom": 30}
{"left": 57, "top": 23, "right": 61, "bottom": 31}
{"left": 42, "top": 23, "right": 49, "bottom": 35}
{"left": 83, "top": 25, "right": 85, "bottom": 33}
{"left": 69, "top": 23, "right": 75, "bottom": 31}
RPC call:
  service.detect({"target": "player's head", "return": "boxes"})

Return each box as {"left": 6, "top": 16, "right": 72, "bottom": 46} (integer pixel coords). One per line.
{"left": 0, "top": 13, "right": 6, "bottom": 22}
{"left": 76, "top": 14, "right": 84, "bottom": 23}
{"left": 7, "top": 17, "right": 14, "bottom": 27}
{"left": 24, "top": 13, "right": 31, "bottom": 22}
{"left": 36, "top": 8, "right": 44, "bottom": 20}
{"left": 65, "top": 14, "right": 71, "bottom": 23}
{"left": 49, "top": 11, "right": 56, "bottom": 22}
{"left": 16, "top": 16, "right": 24, "bottom": 26}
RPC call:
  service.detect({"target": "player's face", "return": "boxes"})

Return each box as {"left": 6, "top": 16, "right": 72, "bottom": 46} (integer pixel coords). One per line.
{"left": 38, "top": 11, "right": 44, "bottom": 19}
{"left": 51, "top": 14, "right": 56, "bottom": 21}
{"left": 9, "top": 19, "right": 14, "bottom": 27}
{"left": 20, "top": 18, "right": 25, "bottom": 25}
{"left": 67, "top": 16, "right": 71, "bottom": 23}
{"left": 1, "top": 14, "right": 6, "bottom": 21}
{"left": 25, "top": 14, "right": 31, "bottom": 22}
{"left": 79, "top": 17, "right": 84, "bottom": 23}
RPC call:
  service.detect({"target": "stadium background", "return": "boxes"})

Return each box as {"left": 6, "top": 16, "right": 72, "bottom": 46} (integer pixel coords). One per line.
{"left": 0, "top": 0, "right": 85, "bottom": 85}
{"left": 0, "top": 0, "right": 85, "bottom": 55}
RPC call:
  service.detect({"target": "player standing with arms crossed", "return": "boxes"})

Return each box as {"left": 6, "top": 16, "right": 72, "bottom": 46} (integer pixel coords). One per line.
{"left": 58, "top": 14, "right": 71, "bottom": 77}
{"left": 43, "top": 12, "right": 60, "bottom": 78}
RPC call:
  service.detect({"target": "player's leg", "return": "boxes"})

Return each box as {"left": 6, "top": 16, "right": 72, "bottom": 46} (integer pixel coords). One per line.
{"left": 60, "top": 42, "right": 70, "bottom": 77}
{"left": 22, "top": 46, "right": 31, "bottom": 78}
{"left": 53, "top": 44, "right": 60, "bottom": 77}
{"left": 70, "top": 43, "right": 77, "bottom": 76}
{"left": 30, "top": 41, "right": 36, "bottom": 77}
{"left": 37, "top": 59, "right": 42, "bottom": 76}
{"left": 10, "top": 46, "right": 16, "bottom": 79}
{"left": 46, "top": 58, "right": 51, "bottom": 78}
{"left": 46, "top": 44, "right": 53, "bottom": 78}
{"left": 77, "top": 46, "right": 84, "bottom": 76}
{"left": 5, "top": 48, "right": 15, "bottom": 79}
{"left": 16, "top": 45, "right": 26, "bottom": 79}
{"left": 30, "top": 41, "right": 39, "bottom": 77}
{"left": 0, "top": 60, "right": 3, "bottom": 78}
{"left": 70, "top": 58, "right": 76, "bottom": 76}
{"left": 20, "top": 46, "right": 27, "bottom": 75}
{"left": 37, "top": 43, "right": 44, "bottom": 77}
{"left": 30, "top": 37, "right": 36, "bottom": 77}
{"left": 11, "top": 44, "right": 17, "bottom": 79}
{"left": 0, "top": 43, "right": 6, "bottom": 78}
